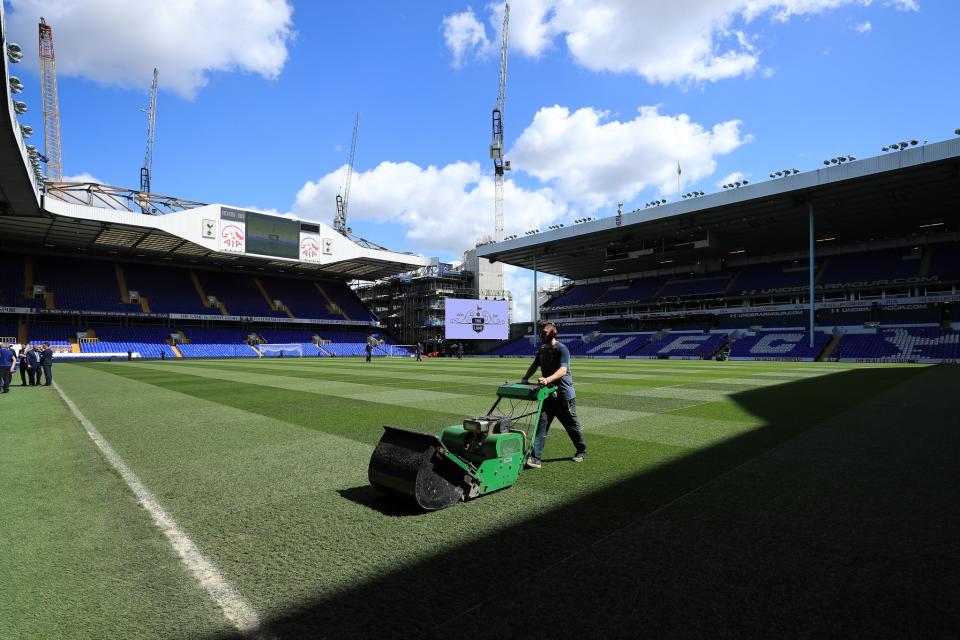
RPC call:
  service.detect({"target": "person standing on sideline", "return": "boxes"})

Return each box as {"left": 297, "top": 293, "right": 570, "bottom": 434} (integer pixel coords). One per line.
{"left": 365, "top": 335, "right": 376, "bottom": 363}
{"left": 521, "top": 322, "right": 587, "bottom": 468}
{"left": 415, "top": 342, "right": 423, "bottom": 362}
{"left": 26, "top": 344, "right": 41, "bottom": 386}
{"left": 0, "top": 342, "right": 16, "bottom": 394}
{"left": 39, "top": 342, "right": 54, "bottom": 386}
{"left": 17, "top": 346, "right": 28, "bottom": 386}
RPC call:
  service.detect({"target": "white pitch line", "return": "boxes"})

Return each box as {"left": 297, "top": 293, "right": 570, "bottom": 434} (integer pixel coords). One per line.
{"left": 53, "top": 382, "right": 267, "bottom": 639}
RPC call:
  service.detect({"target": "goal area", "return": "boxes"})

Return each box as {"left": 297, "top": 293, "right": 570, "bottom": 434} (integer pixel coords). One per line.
{"left": 259, "top": 343, "right": 303, "bottom": 358}
{"left": 382, "top": 344, "right": 417, "bottom": 357}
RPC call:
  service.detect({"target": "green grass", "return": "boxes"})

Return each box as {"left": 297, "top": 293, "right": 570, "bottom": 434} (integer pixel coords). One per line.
{"left": 0, "top": 380, "right": 231, "bottom": 639}
{"left": 2, "top": 357, "right": 956, "bottom": 638}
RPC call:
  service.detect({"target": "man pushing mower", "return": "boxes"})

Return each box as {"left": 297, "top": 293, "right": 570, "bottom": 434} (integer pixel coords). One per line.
{"left": 522, "top": 322, "right": 587, "bottom": 468}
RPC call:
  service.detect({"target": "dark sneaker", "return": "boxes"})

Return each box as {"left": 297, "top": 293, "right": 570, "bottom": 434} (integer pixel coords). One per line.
{"left": 572, "top": 452, "right": 586, "bottom": 463}
{"left": 525, "top": 458, "right": 542, "bottom": 469}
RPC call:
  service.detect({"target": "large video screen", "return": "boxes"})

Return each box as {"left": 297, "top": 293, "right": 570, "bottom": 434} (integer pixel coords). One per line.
{"left": 245, "top": 212, "right": 299, "bottom": 259}
{"left": 445, "top": 298, "right": 509, "bottom": 340}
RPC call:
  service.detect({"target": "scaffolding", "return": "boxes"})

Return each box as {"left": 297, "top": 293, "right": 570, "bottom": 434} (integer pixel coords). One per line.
{"left": 355, "top": 263, "right": 476, "bottom": 345}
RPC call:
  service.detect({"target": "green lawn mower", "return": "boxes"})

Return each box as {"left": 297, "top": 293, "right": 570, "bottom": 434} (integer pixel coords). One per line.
{"left": 368, "top": 382, "right": 557, "bottom": 511}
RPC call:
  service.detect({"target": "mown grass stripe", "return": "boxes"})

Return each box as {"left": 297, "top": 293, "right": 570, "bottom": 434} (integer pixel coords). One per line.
{"left": 123, "top": 362, "right": 649, "bottom": 429}
{"left": 52, "top": 382, "right": 266, "bottom": 638}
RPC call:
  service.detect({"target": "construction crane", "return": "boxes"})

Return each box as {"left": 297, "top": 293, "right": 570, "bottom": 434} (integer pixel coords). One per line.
{"left": 38, "top": 17, "right": 63, "bottom": 182}
{"left": 490, "top": 3, "right": 510, "bottom": 242}
{"left": 335, "top": 113, "right": 360, "bottom": 235}
{"left": 139, "top": 68, "right": 158, "bottom": 213}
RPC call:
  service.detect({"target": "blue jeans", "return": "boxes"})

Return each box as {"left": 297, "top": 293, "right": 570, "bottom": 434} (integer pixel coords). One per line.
{"left": 531, "top": 396, "right": 586, "bottom": 462}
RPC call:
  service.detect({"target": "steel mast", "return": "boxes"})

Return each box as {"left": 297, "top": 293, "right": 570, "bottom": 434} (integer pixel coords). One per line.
{"left": 490, "top": 3, "right": 510, "bottom": 241}
{"left": 335, "top": 113, "right": 360, "bottom": 235}
{"left": 139, "top": 68, "right": 158, "bottom": 213}
{"left": 38, "top": 18, "right": 62, "bottom": 182}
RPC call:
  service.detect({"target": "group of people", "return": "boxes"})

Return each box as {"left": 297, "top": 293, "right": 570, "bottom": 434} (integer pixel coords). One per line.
{"left": 0, "top": 342, "right": 54, "bottom": 393}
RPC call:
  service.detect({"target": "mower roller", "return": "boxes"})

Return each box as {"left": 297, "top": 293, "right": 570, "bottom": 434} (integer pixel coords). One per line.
{"left": 368, "top": 382, "right": 557, "bottom": 511}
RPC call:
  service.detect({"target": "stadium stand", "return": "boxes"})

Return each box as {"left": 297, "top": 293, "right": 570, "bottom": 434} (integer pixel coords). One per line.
{"left": 593, "top": 277, "right": 668, "bottom": 304}
{"left": 258, "top": 276, "right": 337, "bottom": 320}
{"left": 0, "top": 257, "right": 41, "bottom": 308}
{"left": 318, "top": 329, "right": 374, "bottom": 343}
{"left": 576, "top": 333, "right": 653, "bottom": 357}
{"left": 835, "top": 327, "right": 960, "bottom": 362}
{"left": 732, "top": 261, "right": 812, "bottom": 293}
{"left": 542, "top": 243, "right": 959, "bottom": 317}
{"left": 123, "top": 263, "right": 209, "bottom": 314}
{"left": 4, "top": 238, "right": 958, "bottom": 363}
{"left": 33, "top": 256, "right": 141, "bottom": 313}
{"left": 178, "top": 343, "right": 259, "bottom": 358}
{"left": 545, "top": 282, "right": 609, "bottom": 308}
{"left": 657, "top": 275, "right": 730, "bottom": 299}
{"left": 81, "top": 341, "right": 177, "bottom": 358}
{"left": 257, "top": 328, "right": 320, "bottom": 343}
{"left": 929, "top": 242, "right": 960, "bottom": 278}
{"left": 818, "top": 248, "right": 920, "bottom": 285}
{"left": 0, "top": 322, "right": 18, "bottom": 339}
{"left": 652, "top": 332, "right": 729, "bottom": 358}
{"left": 90, "top": 325, "right": 178, "bottom": 342}
{"left": 322, "top": 282, "right": 378, "bottom": 322}
{"left": 194, "top": 271, "right": 288, "bottom": 318}
{"left": 556, "top": 323, "right": 602, "bottom": 335}
{"left": 179, "top": 327, "right": 255, "bottom": 343}
{"left": 25, "top": 323, "right": 80, "bottom": 343}
{"left": 729, "top": 330, "right": 832, "bottom": 361}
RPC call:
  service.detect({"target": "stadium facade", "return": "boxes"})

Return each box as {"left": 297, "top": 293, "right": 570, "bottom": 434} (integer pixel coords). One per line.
{"left": 478, "top": 139, "right": 960, "bottom": 363}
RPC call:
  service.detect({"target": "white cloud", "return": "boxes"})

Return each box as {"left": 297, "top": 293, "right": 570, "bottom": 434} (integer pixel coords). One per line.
{"left": 852, "top": 20, "right": 873, "bottom": 33}
{"left": 503, "top": 264, "right": 533, "bottom": 323}
{"left": 717, "top": 171, "right": 746, "bottom": 187}
{"left": 292, "top": 160, "right": 568, "bottom": 255}
{"left": 7, "top": 0, "right": 294, "bottom": 98}
{"left": 888, "top": 0, "right": 919, "bottom": 9}
{"left": 239, "top": 205, "right": 296, "bottom": 219}
{"left": 442, "top": 7, "right": 492, "bottom": 67}
{"left": 446, "top": 1, "right": 917, "bottom": 84}
{"left": 292, "top": 104, "right": 747, "bottom": 255}
{"left": 510, "top": 106, "right": 749, "bottom": 210}
{"left": 61, "top": 172, "right": 103, "bottom": 184}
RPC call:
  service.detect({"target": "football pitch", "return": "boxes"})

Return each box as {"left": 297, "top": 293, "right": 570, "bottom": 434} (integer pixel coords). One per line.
{"left": 2, "top": 357, "right": 958, "bottom": 638}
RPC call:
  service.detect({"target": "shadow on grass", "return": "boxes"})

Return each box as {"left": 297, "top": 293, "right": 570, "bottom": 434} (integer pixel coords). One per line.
{"left": 335, "top": 486, "right": 426, "bottom": 518}
{"left": 211, "top": 365, "right": 960, "bottom": 639}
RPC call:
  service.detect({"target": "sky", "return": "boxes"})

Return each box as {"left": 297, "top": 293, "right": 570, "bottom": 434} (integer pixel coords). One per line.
{"left": 5, "top": 0, "right": 957, "bottom": 321}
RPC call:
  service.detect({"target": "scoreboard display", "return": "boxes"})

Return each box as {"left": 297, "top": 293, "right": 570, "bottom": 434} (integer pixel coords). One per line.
{"left": 245, "top": 212, "right": 299, "bottom": 259}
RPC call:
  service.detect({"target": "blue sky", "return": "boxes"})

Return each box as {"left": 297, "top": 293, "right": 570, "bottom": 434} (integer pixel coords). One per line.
{"left": 5, "top": 0, "right": 957, "bottom": 318}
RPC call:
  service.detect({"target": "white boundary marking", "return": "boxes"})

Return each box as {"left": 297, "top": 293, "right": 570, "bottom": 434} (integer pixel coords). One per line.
{"left": 53, "top": 382, "right": 266, "bottom": 638}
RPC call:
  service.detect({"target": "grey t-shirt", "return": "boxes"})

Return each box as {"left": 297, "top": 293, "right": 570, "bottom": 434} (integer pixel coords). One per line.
{"left": 533, "top": 341, "right": 575, "bottom": 399}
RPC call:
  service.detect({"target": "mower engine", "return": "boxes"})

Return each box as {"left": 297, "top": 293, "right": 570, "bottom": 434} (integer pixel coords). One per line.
{"left": 461, "top": 415, "right": 513, "bottom": 453}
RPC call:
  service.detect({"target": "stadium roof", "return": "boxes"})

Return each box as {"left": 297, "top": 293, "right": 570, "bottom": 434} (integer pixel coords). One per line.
{"left": 0, "top": 54, "right": 427, "bottom": 281}
{"left": 478, "top": 138, "right": 960, "bottom": 280}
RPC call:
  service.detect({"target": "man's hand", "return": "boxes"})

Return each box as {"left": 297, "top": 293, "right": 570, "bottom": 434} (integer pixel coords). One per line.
{"left": 537, "top": 377, "right": 549, "bottom": 387}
